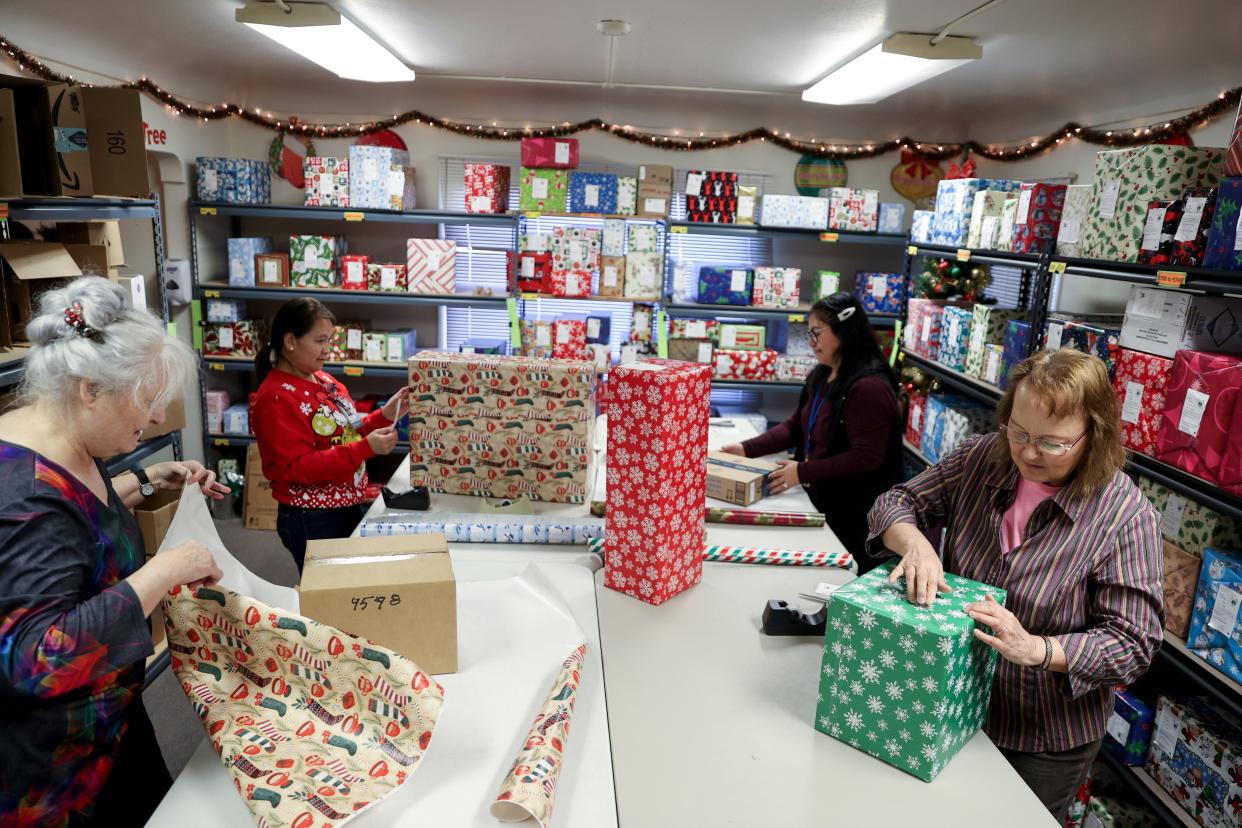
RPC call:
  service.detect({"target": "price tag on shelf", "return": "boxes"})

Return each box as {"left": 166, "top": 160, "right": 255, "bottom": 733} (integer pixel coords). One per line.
{"left": 789, "top": 314, "right": 805, "bottom": 323}
{"left": 213, "top": 438, "right": 231, "bottom": 447}
{"left": 343, "top": 212, "right": 365, "bottom": 222}
{"left": 520, "top": 292, "right": 539, "bottom": 301}
{"left": 204, "top": 289, "right": 221, "bottom": 299}
{"left": 1048, "top": 261, "right": 1067, "bottom": 274}
{"left": 956, "top": 249, "right": 971, "bottom": 262}
{"left": 907, "top": 245, "right": 918, "bottom": 256}
{"left": 818, "top": 232, "right": 839, "bottom": 243}
{"left": 524, "top": 211, "right": 542, "bottom": 219}
{"left": 199, "top": 206, "right": 217, "bottom": 216}
{"left": 1156, "top": 270, "right": 1187, "bottom": 288}
{"left": 343, "top": 366, "right": 365, "bottom": 377}
{"left": 670, "top": 225, "right": 688, "bottom": 234}
{"left": 208, "top": 362, "right": 224, "bottom": 371}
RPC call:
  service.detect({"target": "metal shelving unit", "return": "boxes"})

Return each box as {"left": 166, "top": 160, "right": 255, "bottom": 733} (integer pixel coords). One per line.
{"left": 668, "top": 221, "right": 907, "bottom": 247}
{"left": 899, "top": 349, "right": 1002, "bottom": 406}
{"left": 197, "top": 282, "right": 509, "bottom": 309}
{"left": 711, "top": 378, "right": 804, "bottom": 392}
{"left": 1098, "top": 749, "right": 1196, "bottom": 828}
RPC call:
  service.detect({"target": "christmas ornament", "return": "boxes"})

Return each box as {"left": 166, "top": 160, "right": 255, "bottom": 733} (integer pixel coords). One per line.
{"left": 794, "top": 154, "right": 847, "bottom": 195}
{"left": 268, "top": 119, "right": 316, "bottom": 188}
{"left": 890, "top": 149, "right": 943, "bottom": 205}
{"left": 914, "top": 258, "right": 991, "bottom": 301}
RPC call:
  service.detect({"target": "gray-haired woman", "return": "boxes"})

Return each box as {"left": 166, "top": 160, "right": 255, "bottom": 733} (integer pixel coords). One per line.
{"left": 0, "top": 277, "right": 224, "bottom": 826}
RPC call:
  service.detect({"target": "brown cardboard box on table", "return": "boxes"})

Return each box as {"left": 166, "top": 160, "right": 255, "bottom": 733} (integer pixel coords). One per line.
{"left": 243, "top": 442, "right": 278, "bottom": 530}
{"left": 706, "top": 450, "right": 779, "bottom": 506}
{"left": 133, "top": 489, "right": 179, "bottom": 558}
{"left": 300, "top": 534, "right": 458, "bottom": 674}
{"left": 0, "top": 242, "right": 82, "bottom": 343}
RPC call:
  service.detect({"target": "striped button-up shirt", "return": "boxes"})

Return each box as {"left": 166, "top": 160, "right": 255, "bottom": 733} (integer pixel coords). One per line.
{"left": 867, "top": 433, "right": 1164, "bottom": 752}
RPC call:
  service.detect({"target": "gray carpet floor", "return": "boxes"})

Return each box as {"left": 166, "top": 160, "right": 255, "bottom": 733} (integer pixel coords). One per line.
{"left": 143, "top": 515, "right": 296, "bottom": 778}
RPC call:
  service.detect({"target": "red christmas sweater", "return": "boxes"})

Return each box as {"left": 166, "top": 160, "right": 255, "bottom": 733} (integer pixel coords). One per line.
{"left": 251, "top": 368, "right": 391, "bottom": 509}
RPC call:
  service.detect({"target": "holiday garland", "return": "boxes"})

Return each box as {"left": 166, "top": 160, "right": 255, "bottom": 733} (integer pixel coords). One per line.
{"left": 3, "top": 33, "right": 1239, "bottom": 162}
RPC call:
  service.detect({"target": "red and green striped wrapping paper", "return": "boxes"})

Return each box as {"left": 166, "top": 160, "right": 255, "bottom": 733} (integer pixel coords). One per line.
{"left": 587, "top": 538, "right": 853, "bottom": 569}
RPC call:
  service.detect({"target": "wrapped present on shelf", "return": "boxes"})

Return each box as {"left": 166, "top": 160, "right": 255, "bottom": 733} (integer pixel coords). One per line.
{"left": 1163, "top": 540, "right": 1202, "bottom": 639}
{"left": 619, "top": 341, "right": 658, "bottom": 365}
{"left": 752, "top": 266, "right": 801, "bottom": 309}
{"left": 1154, "top": 350, "right": 1242, "bottom": 483}
{"left": 814, "top": 270, "right": 841, "bottom": 302}
{"left": 221, "top": 403, "right": 249, "bottom": 435}
{"left": 520, "top": 232, "right": 552, "bottom": 253}
{"left": 254, "top": 252, "right": 288, "bottom": 287}
{"left": 1101, "top": 689, "right": 1154, "bottom": 766}
{"left": 520, "top": 137, "right": 579, "bottom": 169}
{"left": 930, "top": 178, "right": 1022, "bottom": 247}
{"left": 303, "top": 156, "right": 349, "bottom": 207}
{"left": 938, "top": 399, "right": 993, "bottom": 459}
{"left": 1081, "top": 145, "right": 1225, "bottom": 262}
{"left": 616, "top": 176, "right": 637, "bottom": 215}
{"left": 226, "top": 237, "right": 272, "bottom": 287}
{"left": 853, "top": 272, "right": 905, "bottom": 315}
{"left": 671, "top": 318, "right": 718, "bottom": 341}
{"left": 1113, "top": 348, "right": 1173, "bottom": 456}
{"left": 1136, "top": 199, "right": 1183, "bottom": 265}
{"left": 775, "top": 354, "right": 816, "bottom": 382}
{"left": 340, "top": 253, "right": 369, "bottom": 290}
{"left": 568, "top": 171, "right": 619, "bottom": 214}
{"left": 668, "top": 338, "right": 715, "bottom": 365}
{"left": 1146, "top": 695, "right": 1242, "bottom": 828}
{"left": 1118, "top": 285, "right": 1242, "bottom": 359}
{"left": 288, "top": 234, "right": 340, "bottom": 288}
{"left": 195, "top": 157, "right": 270, "bottom": 204}
{"left": 921, "top": 394, "right": 969, "bottom": 463}
{"left": 1043, "top": 315, "right": 1123, "bottom": 379}
{"left": 1083, "top": 796, "right": 1163, "bottom": 828}
{"left": 367, "top": 262, "right": 407, "bottom": 293}
{"left": 937, "top": 305, "right": 975, "bottom": 372}
{"left": 406, "top": 239, "right": 457, "bottom": 294}
{"left": 348, "top": 145, "right": 414, "bottom": 210}
{"left": 552, "top": 316, "right": 589, "bottom": 360}
{"left": 637, "top": 164, "right": 673, "bottom": 218}
{"left": 714, "top": 348, "right": 777, "bottom": 381}
{"left": 815, "top": 561, "right": 1006, "bottom": 782}
{"left": 1053, "top": 184, "right": 1092, "bottom": 259}
{"left": 204, "top": 318, "right": 268, "bottom": 359}
{"left": 623, "top": 252, "right": 662, "bottom": 298}
{"left": 1202, "top": 178, "right": 1242, "bottom": 270}
{"left": 981, "top": 344, "right": 1006, "bottom": 386}
{"left": 604, "top": 360, "right": 711, "bottom": 604}
{"left": 205, "top": 298, "right": 245, "bottom": 324}
{"left": 550, "top": 226, "right": 601, "bottom": 286}
{"left": 599, "top": 255, "right": 625, "bottom": 298}
{"left": 698, "top": 266, "right": 753, "bottom": 305}
{"left": 993, "top": 198, "right": 1019, "bottom": 252}
{"left": 627, "top": 224, "right": 660, "bottom": 254}
{"left": 464, "top": 163, "right": 511, "bottom": 214}
{"left": 761, "top": 194, "right": 830, "bottom": 231}
{"left": 911, "top": 210, "right": 934, "bottom": 245}
{"left": 384, "top": 330, "right": 418, "bottom": 364}
{"left": 602, "top": 219, "right": 626, "bottom": 257}
{"left": 903, "top": 297, "right": 931, "bottom": 353}
{"left": 585, "top": 315, "right": 611, "bottom": 344}
{"left": 330, "top": 322, "right": 364, "bottom": 362}
{"left": 826, "top": 187, "right": 878, "bottom": 232}
{"left": 736, "top": 185, "right": 759, "bottom": 225}
{"left": 361, "top": 331, "right": 388, "bottom": 363}
{"left": 910, "top": 299, "right": 952, "bottom": 359}
{"left": 546, "top": 269, "right": 591, "bottom": 298}
{"left": 1188, "top": 549, "right": 1242, "bottom": 683}
{"left": 204, "top": 390, "right": 231, "bottom": 433}
{"left": 519, "top": 167, "right": 569, "bottom": 213}
{"left": 878, "top": 203, "right": 906, "bottom": 234}
{"left": 585, "top": 342, "right": 611, "bottom": 372}
{"left": 1135, "top": 475, "right": 1242, "bottom": 554}
{"left": 905, "top": 390, "right": 927, "bottom": 448}
{"left": 1223, "top": 405, "right": 1242, "bottom": 498}
{"left": 1170, "top": 187, "right": 1217, "bottom": 267}
{"left": 1011, "top": 182, "right": 1066, "bottom": 254}
{"left": 513, "top": 251, "right": 551, "bottom": 293}
{"left": 520, "top": 319, "right": 554, "bottom": 359}
{"left": 684, "top": 170, "right": 740, "bottom": 224}
{"left": 966, "top": 190, "right": 1006, "bottom": 250}
{"left": 965, "top": 306, "right": 1024, "bottom": 378}
{"left": 719, "top": 323, "right": 766, "bottom": 351}
{"left": 631, "top": 304, "right": 655, "bottom": 342}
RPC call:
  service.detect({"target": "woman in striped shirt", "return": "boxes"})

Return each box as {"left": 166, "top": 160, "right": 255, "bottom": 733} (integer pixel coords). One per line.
{"left": 867, "top": 348, "right": 1163, "bottom": 822}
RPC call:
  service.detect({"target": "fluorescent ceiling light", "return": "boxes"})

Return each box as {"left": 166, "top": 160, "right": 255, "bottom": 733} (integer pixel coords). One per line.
{"left": 802, "top": 33, "right": 980, "bottom": 105}
{"left": 236, "top": 1, "right": 415, "bottom": 83}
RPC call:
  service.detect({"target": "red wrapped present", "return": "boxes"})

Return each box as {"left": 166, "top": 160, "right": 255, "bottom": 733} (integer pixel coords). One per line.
{"left": 713, "top": 348, "right": 777, "bottom": 381}
{"left": 1136, "top": 200, "right": 1182, "bottom": 266}
{"left": 340, "top": 254, "right": 369, "bottom": 290}
{"left": 510, "top": 251, "right": 551, "bottom": 293}
{"left": 406, "top": 239, "right": 457, "bottom": 294}
{"left": 552, "top": 317, "right": 588, "bottom": 359}
{"left": 684, "top": 170, "right": 739, "bottom": 223}
{"left": 1113, "top": 348, "right": 1173, "bottom": 457}
{"left": 1220, "top": 397, "right": 1242, "bottom": 498}
{"left": 916, "top": 303, "right": 947, "bottom": 359}
{"left": 520, "top": 137, "right": 579, "bottom": 169}
{"left": 905, "top": 391, "right": 927, "bottom": 449}
{"left": 1155, "top": 350, "right": 1242, "bottom": 483}
{"left": 464, "top": 163, "right": 511, "bottom": 214}
{"left": 1170, "top": 188, "right": 1217, "bottom": 267}
{"left": 604, "top": 359, "right": 711, "bottom": 605}
{"left": 366, "top": 262, "right": 407, "bottom": 292}
{"left": 546, "top": 269, "right": 591, "bottom": 298}
{"left": 1011, "top": 182, "right": 1066, "bottom": 254}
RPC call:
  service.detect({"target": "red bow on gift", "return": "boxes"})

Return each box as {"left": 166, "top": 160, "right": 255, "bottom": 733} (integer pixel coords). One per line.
{"left": 945, "top": 155, "right": 977, "bottom": 180}
{"left": 899, "top": 149, "right": 937, "bottom": 180}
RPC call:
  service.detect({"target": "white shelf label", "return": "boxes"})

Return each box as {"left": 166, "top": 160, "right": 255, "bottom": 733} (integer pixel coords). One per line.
{"left": 1121, "top": 381, "right": 1143, "bottom": 424}
{"left": 1177, "top": 388, "right": 1209, "bottom": 437}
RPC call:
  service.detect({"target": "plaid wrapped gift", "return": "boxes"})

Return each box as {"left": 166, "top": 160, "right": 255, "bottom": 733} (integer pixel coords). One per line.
{"left": 752, "top": 267, "right": 801, "bottom": 308}
{"left": 519, "top": 167, "right": 569, "bottom": 213}
{"left": 1154, "top": 350, "right": 1242, "bottom": 483}
{"left": 624, "top": 252, "right": 663, "bottom": 298}
{"left": 196, "top": 157, "right": 270, "bottom": 204}
{"left": 348, "top": 145, "right": 413, "bottom": 210}
{"left": 367, "top": 262, "right": 407, "bottom": 292}
{"left": 1001, "top": 320, "right": 1032, "bottom": 390}
{"left": 568, "top": 172, "right": 618, "bottom": 214}
{"left": 1162, "top": 540, "right": 1202, "bottom": 639}
{"left": 1113, "top": 348, "right": 1173, "bottom": 456}
{"left": 288, "top": 234, "right": 340, "bottom": 288}
{"left": 599, "top": 255, "right": 625, "bottom": 297}
{"left": 1054, "top": 184, "right": 1093, "bottom": 258}
{"left": 685, "top": 170, "right": 739, "bottom": 223}
{"left": 616, "top": 176, "right": 637, "bottom": 215}
{"left": 552, "top": 317, "right": 589, "bottom": 359}
{"left": 406, "top": 239, "right": 457, "bottom": 294}
{"left": 937, "top": 305, "right": 975, "bottom": 371}
{"left": 761, "top": 194, "right": 830, "bottom": 230}
{"left": 911, "top": 210, "right": 934, "bottom": 245}
{"left": 1202, "top": 178, "right": 1242, "bottom": 270}
{"left": 826, "top": 187, "right": 878, "bottom": 232}
{"left": 520, "top": 319, "right": 554, "bottom": 359}
{"left": 226, "top": 237, "right": 272, "bottom": 286}
{"left": 775, "top": 354, "right": 816, "bottom": 382}
{"left": 1011, "top": 182, "right": 1066, "bottom": 254}
{"left": 698, "top": 267, "right": 753, "bottom": 305}
{"left": 994, "top": 198, "right": 1019, "bottom": 252}
{"left": 303, "top": 156, "right": 349, "bottom": 207}
{"left": 1136, "top": 199, "right": 1183, "bottom": 265}
{"left": 602, "top": 219, "right": 626, "bottom": 257}
{"left": 464, "top": 163, "right": 511, "bottom": 213}
{"left": 714, "top": 348, "right": 776, "bottom": 381}
{"left": 965, "top": 306, "right": 1024, "bottom": 378}
{"left": 627, "top": 224, "right": 659, "bottom": 253}
{"left": 1170, "top": 187, "right": 1218, "bottom": 267}
{"left": 813, "top": 270, "right": 841, "bottom": 302}
{"left": 340, "top": 254, "right": 369, "bottom": 290}
{"left": 520, "top": 137, "right": 579, "bottom": 169}
{"left": 853, "top": 272, "right": 905, "bottom": 315}
{"left": 967, "top": 190, "right": 1006, "bottom": 249}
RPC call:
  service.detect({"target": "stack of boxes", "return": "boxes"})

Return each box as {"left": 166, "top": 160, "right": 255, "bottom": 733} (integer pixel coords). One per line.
{"left": 518, "top": 138, "right": 576, "bottom": 213}
{"left": 348, "top": 145, "right": 415, "bottom": 211}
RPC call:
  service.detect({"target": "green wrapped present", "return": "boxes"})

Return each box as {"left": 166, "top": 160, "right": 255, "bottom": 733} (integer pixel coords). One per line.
{"left": 289, "top": 234, "right": 341, "bottom": 289}
{"left": 1133, "top": 475, "right": 1242, "bottom": 555}
{"left": 965, "top": 306, "right": 1025, "bottom": 378}
{"left": 815, "top": 561, "right": 1006, "bottom": 782}
{"left": 519, "top": 167, "right": 568, "bottom": 213}
{"left": 813, "top": 270, "right": 840, "bottom": 302}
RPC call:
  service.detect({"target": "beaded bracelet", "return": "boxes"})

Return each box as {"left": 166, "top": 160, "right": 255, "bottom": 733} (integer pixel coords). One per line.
{"left": 1036, "top": 636, "right": 1053, "bottom": 670}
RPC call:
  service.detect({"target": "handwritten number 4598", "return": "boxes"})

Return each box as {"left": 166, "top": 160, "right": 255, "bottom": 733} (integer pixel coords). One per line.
{"left": 350, "top": 594, "right": 402, "bottom": 611}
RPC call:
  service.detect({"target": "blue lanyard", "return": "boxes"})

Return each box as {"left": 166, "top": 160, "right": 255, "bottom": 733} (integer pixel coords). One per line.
{"left": 805, "top": 388, "right": 828, "bottom": 459}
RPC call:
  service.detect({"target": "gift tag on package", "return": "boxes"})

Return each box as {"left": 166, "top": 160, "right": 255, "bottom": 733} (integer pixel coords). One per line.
{"left": 1153, "top": 706, "right": 1179, "bottom": 756}
{"left": 644, "top": 198, "right": 666, "bottom": 214}
{"left": 365, "top": 337, "right": 384, "bottom": 362}
{"left": 920, "top": 316, "right": 932, "bottom": 343}
{"left": 346, "top": 260, "right": 363, "bottom": 284}
{"left": 603, "top": 266, "right": 618, "bottom": 287}
{"left": 721, "top": 327, "right": 737, "bottom": 348}
{"left": 1099, "top": 180, "right": 1121, "bottom": 218}
{"left": 1059, "top": 217, "right": 1081, "bottom": 244}
{"left": 1121, "top": 381, "right": 1143, "bottom": 424}
{"left": 697, "top": 342, "right": 713, "bottom": 363}
{"left": 303, "top": 245, "right": 318, "bottom": 265}
{"left": 870, "top": 274, "right": 887, "bottom": 300}
{"left": 536, "top": 325, "right": 552, "bottom": 347}
{"left": 715, "top": 354, "right": 729, "bottom": 375}
{"left": 685, "top": 173, "right": 705, "bottom": 197}
{"left": 730, "top": 270, "right": 748, "bottom": 293}
{"left": 218, "top": 326, "right": 234, "bottom": 351}
{"left": 386, "top": 337, "right": 403, "bottom": 362}
{"left": 203, "top": 168, "right": 219, "bottom": 193}
{"left": 1160, "top": 492, "right": 1186, "bottom": 538}
{"left": 981, "top": 216, "right": 999, "bottom": 248}
{"left": 565, "top": 273, "right": 581, "bottom": 296}
{"left": 1175, "top": 197, "right": 1207, "bottom": 242}
{"left": 738, "top": 195, "right": 755, "bottom": 219}
{"left": 555, "top": 142, "right": 571, "bottom": 165}
{"left": 1105, "top": 711, "right": 1131, "bottom": 746}
{"left": 388, "top": 168, "right": 406, "bottom": 199}
{"left": 784, "top": 270, "right": 799, "bottom": 297}
{"left": 1178, "top": 388, "right": 1209, "bottom": 436}
{"left": 1141, "top": 206, "right": 1167, "bottom": 251}
{"left": 531, "top": 176, "right": 549, "bottom": 200}
{"left": 363, "top": 158, "right": 378, "bottom": 180}
{"left": 262, "top": 259, "right": 279, "bottom": 282}
{"left": 686, "top": 320, "right": 707, "bottom": 339}
{"left": 229, "top": 259, "right": 244, "bottom": 281}
{"left": 1210, "top": 584, "right": 1242, "bottom": 635}
{"left": 984, "top": 349, "right": 1002, "bottom": 383}
{"left": 381, "top": 266, "right": 398, "bottom": 290}
{"left": 1016, "top": 189, "right": 1033, "bottom": 226}
{"left": 427, "top": 250, "right": 443, "bottom": 271}
{"left": 521, "top": 256, "right": 536, "bottom": 278}
{"left": 471, "top": 195, "right": 490, "bottom": 212}
{"left": 584, "top": 184, "right": 600, "bottom": 209}
{"left": 557, "top": 324, "right": 571, "bottom": 345}
{"left": 587, "top": 318, "right": 601, "bottom": 340}
{"left": 1045, "top": 322, "right": 1064, "bottom": 350}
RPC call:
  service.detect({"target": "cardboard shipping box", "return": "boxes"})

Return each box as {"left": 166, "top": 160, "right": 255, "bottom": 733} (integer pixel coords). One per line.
{"left": 57, "top": 221, "right": 125, "bottom": 269}
{"left": 300, "top": 534, "right": 458, "bottom": 674}
{"left": 0, "top": 242, "right": 83, "bottom": 343}
{"left": 243, "top": 442, "right": 278, "bottom": 530}
{"left": 0, "top": 74, "right": 69, "bottom": 197}
{"left": 637, "top": 163, "right": 673, "bottom": 218}
{"left": 133, "top": 489, "right": 180, "bottom": 559}
{"left": 706, "top": 451, "right": 779, "bottom": 506}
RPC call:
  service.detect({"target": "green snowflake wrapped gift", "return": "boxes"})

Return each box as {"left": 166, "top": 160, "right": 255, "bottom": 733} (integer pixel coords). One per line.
{"left": 814, "top": 561, "right": 1006, "bottom": 782}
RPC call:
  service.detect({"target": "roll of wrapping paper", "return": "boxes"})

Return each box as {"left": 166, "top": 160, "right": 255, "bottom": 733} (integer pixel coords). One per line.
{"left": 360, "top": 515, "right": 603, "bottom": 544}
{"left": 586, "top": 538, "right": 852, "bottom": 569}
{"left": 589, "top": 502, "right": 826, "bottom": 528}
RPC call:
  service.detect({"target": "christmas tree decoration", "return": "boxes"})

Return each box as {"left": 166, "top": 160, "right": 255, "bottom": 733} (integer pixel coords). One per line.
{"left": 913, "top": 258, "right": 991, "bottom": 301}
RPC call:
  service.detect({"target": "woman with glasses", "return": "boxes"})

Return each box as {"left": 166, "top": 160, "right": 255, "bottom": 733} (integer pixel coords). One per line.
{"left": 867, "top": 348, "right": 1163, "bottom": 823}
{"left": 720, "top": 292, "right": 903, "bottom": 572}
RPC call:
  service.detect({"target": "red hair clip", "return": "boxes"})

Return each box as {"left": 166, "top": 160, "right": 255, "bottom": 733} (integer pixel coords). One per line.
{"left": 63, "top": 301, "right": 103, "bottom": 341}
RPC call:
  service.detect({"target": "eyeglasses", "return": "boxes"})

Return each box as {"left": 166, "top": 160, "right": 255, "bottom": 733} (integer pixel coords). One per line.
{"left": 1000, "top": 423, "right": 1088, "bottom": 457}
{"left": 808, "top": 326, "right": 828, "bottom": 341}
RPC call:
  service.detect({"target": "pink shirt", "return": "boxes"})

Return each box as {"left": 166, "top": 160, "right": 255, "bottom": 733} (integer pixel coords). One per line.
{"left": 1000, "top": 475, "right": 1063, "bottom": 554}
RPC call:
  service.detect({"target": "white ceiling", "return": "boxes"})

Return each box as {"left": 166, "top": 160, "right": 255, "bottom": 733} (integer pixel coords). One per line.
{"left": 5, "top": 0, "right": 1242, "bottom": 140}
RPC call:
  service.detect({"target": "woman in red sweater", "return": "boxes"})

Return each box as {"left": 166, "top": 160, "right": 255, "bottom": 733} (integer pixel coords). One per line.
{"left": 251, "top": 298, "right": 406, "bottom": 572}
{"left": 721, "top": 292, "right": 902, "bottom": 572}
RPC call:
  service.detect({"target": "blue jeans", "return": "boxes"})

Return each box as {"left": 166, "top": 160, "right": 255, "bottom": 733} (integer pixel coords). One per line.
{"left": 276, "top": 503, "right": 365, "bottom": 574}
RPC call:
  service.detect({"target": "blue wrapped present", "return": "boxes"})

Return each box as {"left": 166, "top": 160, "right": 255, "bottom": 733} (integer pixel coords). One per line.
{"left": 930, "top": 179, "right": 1022, "bottom": 247}
{"left": 196, "top": 157, "right": 271, "bottom": 204}
{"left": 221, "top": 403, "right": 249, "bottom": 435}
{"left": 1000, "top": 320, "right": 1031, "bottom": 390}
{"left": 226, "top": 237, "right": 272, "bottom": 286}
{"left": 568, "top": 172, "right": 619, "bottom": 214}
{"left": 853, "top": 272, "right": 906, "bottom": 315}
{"left": 911, "top": 210, "right": 934, "bottom": 244}
{"left": 1101, "top": 689, "right": 1154, "bottom": 766}
{"left": 348, "top": 145, "right": 414, "bottom": 210}
{"left": 937, "top": 305, "right": 975, "bottom": 371}
{"left": 698, "top": 267, "right": 753, "bottom": 305}
{"left": 585, "top": 315, "right": 611, "bottom": 343}
{"left": 878, "top": 203, "right": 906, "bottom": 234}
{"left": 1202, "top": 178, "right": 1242, "bottom": 270}
{"left": 1187, "top": 547, "right": 1242, "bottom": 684}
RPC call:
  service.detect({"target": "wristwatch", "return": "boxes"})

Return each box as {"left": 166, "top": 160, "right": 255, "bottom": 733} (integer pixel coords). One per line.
{"left": 131, "top": 466, "right": 156, "bottom": 497}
